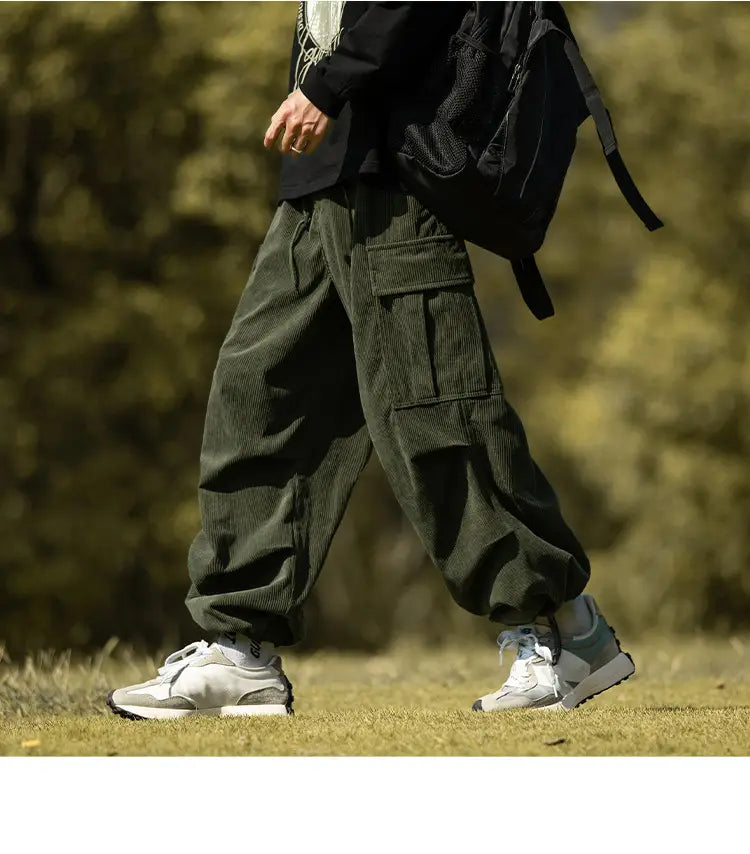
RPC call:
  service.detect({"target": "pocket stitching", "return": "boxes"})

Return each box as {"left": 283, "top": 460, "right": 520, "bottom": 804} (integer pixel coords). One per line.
{"left": 366, "top": 234, "right": 472, "bottom": 296}
{"left": 365, "top": 234, "right": 462, "bottom": 254}
{"left": 372, "top": 275, "right": 474, "bottom": 297}
{"left": 392, "top": 389, "right": 504, "bottom": 411}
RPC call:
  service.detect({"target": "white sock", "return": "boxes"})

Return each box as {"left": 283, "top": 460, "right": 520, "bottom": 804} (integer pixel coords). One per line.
{"left": 216, "top": 632, "right": 275, "bottom": 667}
{"left": 555, "top": 595, "right": 594, "bottom": 637}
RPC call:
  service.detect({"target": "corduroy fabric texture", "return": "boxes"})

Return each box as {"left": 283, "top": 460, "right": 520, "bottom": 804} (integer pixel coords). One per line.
{"left": 185, "top": 177, "right": 590, "bottom": 646}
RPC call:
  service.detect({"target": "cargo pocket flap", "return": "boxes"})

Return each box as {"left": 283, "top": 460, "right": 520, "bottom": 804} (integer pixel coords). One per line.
{"left": 367, "top": 235, "right": 473, "bottom": 296}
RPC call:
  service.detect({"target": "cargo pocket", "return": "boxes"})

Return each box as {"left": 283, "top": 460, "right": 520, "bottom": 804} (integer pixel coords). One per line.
{"left": 367, "top": 234, "right": 496, "bottom": 409}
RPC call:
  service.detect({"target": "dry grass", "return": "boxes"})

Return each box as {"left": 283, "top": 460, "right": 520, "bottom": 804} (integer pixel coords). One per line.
{"left": 1, "top": 635, "right": 749, "bottom": 755}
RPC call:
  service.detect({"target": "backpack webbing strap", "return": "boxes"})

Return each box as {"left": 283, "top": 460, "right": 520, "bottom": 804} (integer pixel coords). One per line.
{"left": 561, "top": 37, "right": 664, "bottom": 232}
{"left": 603, "top": 148, "right": 663, "bottom": 231}
{"left": 511, "top": 256, "right": 555, "bottom": 320}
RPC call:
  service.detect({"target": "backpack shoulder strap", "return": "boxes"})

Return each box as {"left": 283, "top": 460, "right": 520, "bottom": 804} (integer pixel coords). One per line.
{"left": 511, "top": 256, "right": 555, "bottom": 320}
{"left": 561, "top": 36, "right": 664, "bottom": 232}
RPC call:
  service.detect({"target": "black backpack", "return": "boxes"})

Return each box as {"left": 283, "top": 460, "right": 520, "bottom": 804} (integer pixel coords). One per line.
{"left": 387, "top": 1, "right": 663, "bottom": 319}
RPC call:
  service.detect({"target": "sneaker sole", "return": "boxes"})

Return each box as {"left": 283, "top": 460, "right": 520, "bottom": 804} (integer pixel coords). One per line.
{"left": 107, "top": 687, "right": 294, "bottom": 721}
{"left": 554, "top": 651, "right": 635, "bottom": 712}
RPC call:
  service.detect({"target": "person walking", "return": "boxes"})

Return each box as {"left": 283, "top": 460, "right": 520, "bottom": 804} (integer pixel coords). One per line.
{"left": 108, "top": 1, "right": 634, "bottom": 720}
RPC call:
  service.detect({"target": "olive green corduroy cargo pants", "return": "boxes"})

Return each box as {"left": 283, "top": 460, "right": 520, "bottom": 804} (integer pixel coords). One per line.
{"left": 185, "top": 178, "right": 590, "bottom": 646}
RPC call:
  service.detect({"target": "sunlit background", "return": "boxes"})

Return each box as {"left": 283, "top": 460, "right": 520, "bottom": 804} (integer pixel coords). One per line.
{"left": 2, "top": 1, "right": 748, "bottom": 655}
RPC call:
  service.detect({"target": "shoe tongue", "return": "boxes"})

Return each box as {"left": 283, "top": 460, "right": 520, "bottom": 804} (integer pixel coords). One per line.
{"left": 515, "top": 627, "right": 537, "bottom": 659}
{"left": 531, "top": 622, "right": 560, "bottom": 664}
{"left": 516, "top": 625, "right": 557, "bottom": 661}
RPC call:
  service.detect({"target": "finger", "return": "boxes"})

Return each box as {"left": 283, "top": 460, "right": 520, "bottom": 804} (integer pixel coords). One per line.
{"left": 279, "top": 120, "right": 301, "bottom": 154}
{"left": 264, "top": 114, "right": 285, "bottom": 149}
{"left": 302, "top": 133, "right": 322, "bottom": 156}
{"left": 289, "top": 136, "right": 309, "bottom": 157}
{"left": 302, "top": 117, "right": 329, "bottom": 156}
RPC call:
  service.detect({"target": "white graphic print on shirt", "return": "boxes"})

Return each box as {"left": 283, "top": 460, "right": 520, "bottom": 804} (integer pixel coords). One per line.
{"left": 294, "top": 1, "right": 346, "bottom": 90}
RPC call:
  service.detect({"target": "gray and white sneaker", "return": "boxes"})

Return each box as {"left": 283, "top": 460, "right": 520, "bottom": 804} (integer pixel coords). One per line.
{"left": 473, "top": 595, "right": 635, "bottom": 712}
{"left": 107, "top": 639, "right": 293, "bottom": 720}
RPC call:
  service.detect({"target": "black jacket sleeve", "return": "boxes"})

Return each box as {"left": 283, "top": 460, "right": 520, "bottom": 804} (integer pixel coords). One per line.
{"left": 300, "top": 2, "right": 467, "bottom": 118}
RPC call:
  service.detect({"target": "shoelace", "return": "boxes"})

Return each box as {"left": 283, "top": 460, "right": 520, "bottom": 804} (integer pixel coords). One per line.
{"left": 497, "top": 628, "right": 563, "bottom": 698}
{"left": 156, "top": 640, "right": 211, "bottom": 682}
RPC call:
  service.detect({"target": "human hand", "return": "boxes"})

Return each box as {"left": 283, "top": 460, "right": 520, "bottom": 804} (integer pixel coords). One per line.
{"left": 264, "top": 90, "right": 330, "bottom": 157}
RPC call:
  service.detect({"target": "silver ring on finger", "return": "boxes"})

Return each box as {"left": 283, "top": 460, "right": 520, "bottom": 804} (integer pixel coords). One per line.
{"left": 290, "top": 138, "right": 308, "bottom": 154}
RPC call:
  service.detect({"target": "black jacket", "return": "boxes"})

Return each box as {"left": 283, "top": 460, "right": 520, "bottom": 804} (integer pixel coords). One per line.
{"left": 279, "top": 2, "right": 467, "bottom": 200}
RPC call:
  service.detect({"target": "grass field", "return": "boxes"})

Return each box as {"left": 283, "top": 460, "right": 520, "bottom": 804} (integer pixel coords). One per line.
{"left": 1, "top": 635, "right": 749, "bottom": 756}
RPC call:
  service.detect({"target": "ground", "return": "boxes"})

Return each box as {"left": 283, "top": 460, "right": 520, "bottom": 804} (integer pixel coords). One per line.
{"left": 1, "top": 635, "right": 749, "bottom": 756}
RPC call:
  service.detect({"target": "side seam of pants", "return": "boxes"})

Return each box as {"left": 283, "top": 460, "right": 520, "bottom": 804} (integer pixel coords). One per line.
{"left": 317, "top": 179, "right": 591, "bottom": 626}
{"left": 185, "top": 200, "right": 372, "bottom": 645}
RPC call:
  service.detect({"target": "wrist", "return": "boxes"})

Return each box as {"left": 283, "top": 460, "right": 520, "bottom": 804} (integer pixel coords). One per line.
{"left": 300, "top": 66, "right": 346, "bottom": 119}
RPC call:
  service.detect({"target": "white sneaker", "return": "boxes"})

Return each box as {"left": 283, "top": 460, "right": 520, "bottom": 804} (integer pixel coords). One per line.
{"left": 473, "top": 595, "right": 635, "bottom": 712}
{"left": 107, "top": 640, "right": 293, "bottom": 720}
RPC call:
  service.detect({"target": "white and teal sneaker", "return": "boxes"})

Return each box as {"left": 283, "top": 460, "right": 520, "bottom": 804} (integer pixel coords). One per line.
{"left": 107, "top": 639, "right": 293, "bottom": 720}
{"left": 473, "top": 595, "right": 635, "bottom": 712}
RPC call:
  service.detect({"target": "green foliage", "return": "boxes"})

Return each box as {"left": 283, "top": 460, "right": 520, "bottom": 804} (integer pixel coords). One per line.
{"left": 541, "top": 2, "right": 750, "bottom": 632}
{"left": 0, "top": 1, "right": 295, "bottom": 649}
{"left": 1, "top": 2, "right": 747, "bottom": 652}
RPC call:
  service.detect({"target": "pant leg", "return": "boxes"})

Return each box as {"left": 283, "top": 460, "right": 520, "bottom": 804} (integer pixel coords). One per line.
{"left": 185, "top": 199, "right": 372, "bottom": 646}
{"left": 317, "top": 178, "right": 590, "bottom": 626}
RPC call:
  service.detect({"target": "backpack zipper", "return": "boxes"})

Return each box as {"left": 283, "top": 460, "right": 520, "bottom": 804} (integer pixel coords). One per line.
{"left": 509, "top": 61, "right": 523, "bottom": 92}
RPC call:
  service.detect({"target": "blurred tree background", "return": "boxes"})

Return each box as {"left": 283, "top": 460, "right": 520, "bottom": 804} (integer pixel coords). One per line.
{"left": 1, "top": 2, "right": 748, "bottom": 655}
